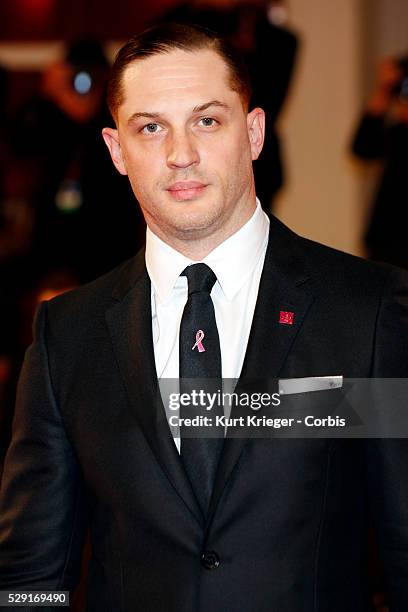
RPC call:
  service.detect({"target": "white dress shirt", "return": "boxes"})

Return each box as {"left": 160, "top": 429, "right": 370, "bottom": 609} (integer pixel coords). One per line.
{"left": 146, "top": 199, "right": 270, "bottom": 450}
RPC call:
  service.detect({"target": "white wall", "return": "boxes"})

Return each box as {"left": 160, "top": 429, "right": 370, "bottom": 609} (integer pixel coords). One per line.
{"left": 274, "top": 0, "right": 365, "bottom": 256}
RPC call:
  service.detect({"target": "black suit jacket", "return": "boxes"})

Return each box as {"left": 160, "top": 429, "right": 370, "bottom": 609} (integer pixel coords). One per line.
{"left": 1, "top": 215, "right": 408, "bottom": 611}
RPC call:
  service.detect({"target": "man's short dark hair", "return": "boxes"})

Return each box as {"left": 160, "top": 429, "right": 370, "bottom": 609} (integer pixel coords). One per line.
{"left": 107, "top": 22, "right": 252, "bottom": 122}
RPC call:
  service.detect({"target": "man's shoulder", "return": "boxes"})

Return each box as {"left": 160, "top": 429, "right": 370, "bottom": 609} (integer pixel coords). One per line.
{"left": 268, "top": 214, "right": 408, "bottom": 303}
{"left": 302, "top": 234, "right": 407, "bottom": 290}
{"left": 45, "top": 249, "right": 146, "bottom": 325}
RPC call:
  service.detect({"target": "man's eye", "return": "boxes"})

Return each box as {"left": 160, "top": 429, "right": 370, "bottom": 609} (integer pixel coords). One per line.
{"left": 142, "top": 123, "right": 162, "bottom": 134}
{"left": 199, "top": 117, "right": 218, "bottom": 127}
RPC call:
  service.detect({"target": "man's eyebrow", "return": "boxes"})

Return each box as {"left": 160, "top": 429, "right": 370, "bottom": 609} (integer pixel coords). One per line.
{"left": 127, "top": 100, "right": 231, "bottom": 125}
{"left": 192, "top": 100, "right": 231, "bottom": 113}
{"left": 127, "top": 111, "right": 162, "bottom": 124}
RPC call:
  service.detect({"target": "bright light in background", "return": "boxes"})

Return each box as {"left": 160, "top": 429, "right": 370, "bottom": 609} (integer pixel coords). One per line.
{"left": 73, "top": 71, "right": 92, "bottom": 95}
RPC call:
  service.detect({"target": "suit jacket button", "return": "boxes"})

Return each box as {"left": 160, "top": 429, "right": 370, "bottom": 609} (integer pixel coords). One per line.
{"left": 201, "top": 551, "right": 220, "bottom": 570}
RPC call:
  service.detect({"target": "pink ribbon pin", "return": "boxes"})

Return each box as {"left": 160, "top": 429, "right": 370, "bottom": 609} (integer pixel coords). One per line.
{"left": 192, "top": 330, "right": 205, "bottom": 352}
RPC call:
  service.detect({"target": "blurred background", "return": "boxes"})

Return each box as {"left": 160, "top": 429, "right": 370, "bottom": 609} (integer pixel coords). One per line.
{"left": 1, "top": 1, "right": 408, "bottom": 610}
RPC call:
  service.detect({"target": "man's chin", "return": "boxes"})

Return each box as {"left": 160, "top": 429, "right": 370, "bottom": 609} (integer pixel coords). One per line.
{"left": 164, "top": 207, "right": 223, "bottom": 239}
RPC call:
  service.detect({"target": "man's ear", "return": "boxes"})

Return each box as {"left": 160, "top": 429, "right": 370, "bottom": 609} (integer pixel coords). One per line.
{"left": 246, "top": 108, "right": 265, "bottom": 161}
{"left": 102, "top": 127, "right": 128, "bottom": 175}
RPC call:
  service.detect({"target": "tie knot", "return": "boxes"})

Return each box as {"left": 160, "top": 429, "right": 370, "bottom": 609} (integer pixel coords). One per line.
{"left": 182, "top": 263, "right": 217, "bottom": 296}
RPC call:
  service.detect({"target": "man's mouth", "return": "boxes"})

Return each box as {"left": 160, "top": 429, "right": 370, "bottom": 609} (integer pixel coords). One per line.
{"left": 166, "top": 181, "right": 208, "bottom": 201}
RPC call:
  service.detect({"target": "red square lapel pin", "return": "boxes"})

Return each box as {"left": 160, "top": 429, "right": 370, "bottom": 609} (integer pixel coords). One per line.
{"left": 279, "top": 310, "right": 295, "bottom": 325}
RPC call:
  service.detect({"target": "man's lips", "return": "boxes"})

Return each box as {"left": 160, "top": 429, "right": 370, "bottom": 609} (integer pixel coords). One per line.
{"left": 167, "top": 181, "right": 207, "bottom": 191}
{"left": 166, "top": 181, "right": 208, "bottom": 201}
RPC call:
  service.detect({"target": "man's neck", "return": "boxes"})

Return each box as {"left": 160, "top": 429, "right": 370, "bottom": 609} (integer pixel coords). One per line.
{"left": 147, "top": 198, "right": 257, "bottom": 261}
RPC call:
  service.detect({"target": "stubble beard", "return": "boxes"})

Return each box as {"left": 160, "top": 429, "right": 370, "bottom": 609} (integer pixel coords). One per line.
{"left": 132, "top": 163, "right": 253, "bottom": 247}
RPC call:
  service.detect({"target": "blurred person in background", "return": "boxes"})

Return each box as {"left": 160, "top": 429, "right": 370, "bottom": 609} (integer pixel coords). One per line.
{"left": 157, "top": 0, "right": 299, "bottom": 210}
{"left": 0, "top": 42, "right": 144, "bottom": 473}
{"left": 9, "top": 39, "right": 144, "bottom": 289}
{"left": 351, "top": 55, "right": 408, "bottom": 269}
{"left": 238, "top": 0, "right": 298, "bottom": 210}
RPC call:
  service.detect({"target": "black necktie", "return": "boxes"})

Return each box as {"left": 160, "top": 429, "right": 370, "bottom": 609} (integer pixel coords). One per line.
{"left": 179, "top": 263, "right": 224, "bottom": 514}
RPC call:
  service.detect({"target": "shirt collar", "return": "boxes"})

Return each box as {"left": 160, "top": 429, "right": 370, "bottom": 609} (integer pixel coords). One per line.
{"left": 146, "top": 198, "right": 269, "bottom": 303}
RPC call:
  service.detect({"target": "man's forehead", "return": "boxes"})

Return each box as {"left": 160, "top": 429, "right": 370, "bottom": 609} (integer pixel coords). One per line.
{"left": 121, "top": 48, "right": 234, "bottom": 102}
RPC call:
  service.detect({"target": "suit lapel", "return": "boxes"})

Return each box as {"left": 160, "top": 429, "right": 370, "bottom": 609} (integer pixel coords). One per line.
{"left": 206, "top": 216, "right": 315, "bottom": 526}
{"left": 105, "top": 253, "right": 204, "bottom": 526}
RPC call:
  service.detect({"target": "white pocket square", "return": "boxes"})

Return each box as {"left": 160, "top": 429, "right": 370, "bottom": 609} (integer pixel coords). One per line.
{"left": 278, "top": 376, "right": 343, "bottom": 395}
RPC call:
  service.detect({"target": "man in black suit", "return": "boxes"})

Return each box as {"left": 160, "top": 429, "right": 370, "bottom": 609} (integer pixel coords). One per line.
{"left": 1, "top": 23, "right": 408, "bottom": 612}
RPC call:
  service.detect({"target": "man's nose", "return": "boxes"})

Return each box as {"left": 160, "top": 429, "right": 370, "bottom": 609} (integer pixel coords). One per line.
{"left": 166, "top": 130, "right": 199, "bottom": 169}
